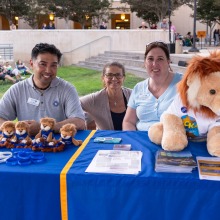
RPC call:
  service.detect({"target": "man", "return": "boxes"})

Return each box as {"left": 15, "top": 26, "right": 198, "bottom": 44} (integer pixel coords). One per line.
{"left": 99, "top": 21, "right": 107, "bottom": 29}
{"left": 160, "top": 19, "right": 168, "bottom": 31}
{"left": 0, "top": 43, "right": 85, "bottom": 135}
{"left": 138, "top": 21, "right": 148, "bottom": 29}
{"left": 47, "top": 21, "right": 55, "bottom": 29}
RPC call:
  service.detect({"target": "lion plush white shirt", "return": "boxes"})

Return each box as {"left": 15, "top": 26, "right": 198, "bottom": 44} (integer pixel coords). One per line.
{"left": 162, "top": 94, "right": 220, "bottom": 140}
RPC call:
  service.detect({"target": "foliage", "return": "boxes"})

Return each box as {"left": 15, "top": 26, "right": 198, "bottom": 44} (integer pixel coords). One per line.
{"left": 120, "top": 0, "right": 191, "bottom": 25}
{"left": 0, "top": 66, "right": 144, "bottom": 98}
{"left": 47, "top": 0, "right": 111, "bottom": 29}
{"left": 188, "top": 0, "right": 220, "bottom": 46}
{"left": 22, "top": 0, "right": 49, "bottom": 29}
{"left": 0, "top": 0, "right": 112, "bottom": 29}
{"left": 0, "top": 0, "right": 29, "bottom": 24}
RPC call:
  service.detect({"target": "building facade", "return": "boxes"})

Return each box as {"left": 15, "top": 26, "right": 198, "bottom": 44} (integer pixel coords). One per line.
{"left": 0, "top": 2, "right": 217, "bottom": 38}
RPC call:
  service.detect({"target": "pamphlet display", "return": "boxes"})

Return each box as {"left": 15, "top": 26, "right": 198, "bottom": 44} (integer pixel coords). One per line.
{"left": 197, "top": 156, "right": 220, "bottom": 181}
{"left": 155, "top": 150, "right": 197, "bottom": 173}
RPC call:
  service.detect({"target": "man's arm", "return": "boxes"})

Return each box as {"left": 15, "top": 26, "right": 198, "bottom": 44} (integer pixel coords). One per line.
{"left": 0, "top": 117, "right": 7, "bottom": 128}
{"left": 27, "top": 118, "right": 85, "bottom": 136}
{"left": 17, "top": 118, "right": 85, "bottom": 137}
{"left": 54, "top": 117, "right": 86, "bottom": 133}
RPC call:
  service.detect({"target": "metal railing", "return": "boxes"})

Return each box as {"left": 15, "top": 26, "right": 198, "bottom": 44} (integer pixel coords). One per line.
{"left": 61, "top": 36, "right": 112, "bottom": 65}
{"left": 0, "top": 44, "right": 13, "bottom": 61}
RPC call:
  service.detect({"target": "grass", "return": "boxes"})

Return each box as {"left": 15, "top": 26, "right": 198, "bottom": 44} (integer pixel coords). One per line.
{"left": 0, "top": 66, "right": 144, "bottom": 98}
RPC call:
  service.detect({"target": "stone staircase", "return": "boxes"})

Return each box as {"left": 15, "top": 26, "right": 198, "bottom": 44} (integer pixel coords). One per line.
{"left": 75, "top": 51, "right": 194, "bottom": 78}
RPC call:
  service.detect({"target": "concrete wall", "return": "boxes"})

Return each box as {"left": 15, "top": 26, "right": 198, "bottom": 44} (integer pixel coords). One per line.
{"left": 0, "top": 29, "right": 172, "bottom": 66}
{"left": 171, "top": 5, "right": 209, "bottom": 36}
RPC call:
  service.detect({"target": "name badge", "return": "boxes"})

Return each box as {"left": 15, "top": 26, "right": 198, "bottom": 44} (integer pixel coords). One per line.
{"left": 139, "top": 93, "right": 150, "bottom": 100}
{"left": 27, "top": 98, "right": 40, "bottom": 106}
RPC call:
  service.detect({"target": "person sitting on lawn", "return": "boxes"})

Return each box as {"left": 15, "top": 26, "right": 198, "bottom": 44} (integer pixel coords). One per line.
{"left": 4, "top": 61, "right": 22, "bottom": 81}
{"left": 0, "top": 64, "right": 18, "bottom": 84}
{"left": 15, "top": 60, "right": 32, "bottom": 75}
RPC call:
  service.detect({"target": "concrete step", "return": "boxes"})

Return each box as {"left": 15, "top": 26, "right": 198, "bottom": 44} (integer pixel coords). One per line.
{"left": 76, "top": 50, "right": 188, "bottom": 78}
{"left": 103, "top": 51, "right": 145, "bottom": 60}
{"left": 85, "top": 57, "right": 145, "bottom": 68}
{"left": 103, "top": 50, "right": 193, "bottom": 65}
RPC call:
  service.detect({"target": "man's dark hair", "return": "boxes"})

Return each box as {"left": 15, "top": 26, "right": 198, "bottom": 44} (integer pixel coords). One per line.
{"left": 31, "top": 43, "right": 62, "bottom": 63}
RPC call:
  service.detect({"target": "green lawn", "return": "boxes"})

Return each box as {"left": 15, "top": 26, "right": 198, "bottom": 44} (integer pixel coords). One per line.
{"left": 0, "top": 66, "right": 144, "bottom": 98}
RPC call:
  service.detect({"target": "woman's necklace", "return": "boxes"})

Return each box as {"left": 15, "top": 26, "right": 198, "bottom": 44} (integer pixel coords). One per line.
{"left": 111, "top": 97, "right": 120, "bottom": 106}
{"left": 108, "top": 90, "right": 123, "bottom": 107}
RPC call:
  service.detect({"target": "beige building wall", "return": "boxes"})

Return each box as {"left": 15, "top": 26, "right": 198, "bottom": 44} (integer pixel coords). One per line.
{"left": 0, "top": 29, "right": 171, "bottom": 66}
{"left": 171, "top": 5, "right": 207, "bottom": 36}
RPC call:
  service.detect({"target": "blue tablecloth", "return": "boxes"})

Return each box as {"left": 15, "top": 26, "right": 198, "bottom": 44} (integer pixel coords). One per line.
{"left": 1, "top": 130, "right": 220, "bottom": 220}
{"left": 0, "top": 130, "right": 91, "bottom": 220}
{"left": 65, "top": 130, "right": 220, "bottom": 220}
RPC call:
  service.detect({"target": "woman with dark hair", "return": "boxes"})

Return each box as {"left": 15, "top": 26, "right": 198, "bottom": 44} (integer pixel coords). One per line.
{"left": 80, "top": 62, "right": 132, "bottom": 130}
{"left": 123, "top": 41, "right": 182, "bottom": 131}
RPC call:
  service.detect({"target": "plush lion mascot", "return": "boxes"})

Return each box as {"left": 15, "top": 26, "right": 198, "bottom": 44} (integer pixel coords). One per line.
{"left": 32, "top": 117, "right": 56, "bottom": 152}
{"left": 54, "top": 123, "right": 82, "bottom": 152}
{"left": 14, "top": 121, "right": 32, "bottom": 148}
{"left": 148, "top": 51, "right": 220, "bottom": 157}
{"left": 0, "top": 121, "right": 16, "bottom": 148}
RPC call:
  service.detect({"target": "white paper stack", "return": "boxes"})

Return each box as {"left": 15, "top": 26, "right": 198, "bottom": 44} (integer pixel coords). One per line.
{"left": 85, "top": 150, "right": 142, "bottom": 175}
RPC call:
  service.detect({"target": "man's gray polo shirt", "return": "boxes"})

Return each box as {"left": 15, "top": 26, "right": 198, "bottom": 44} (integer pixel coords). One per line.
{"left": 0, "top": 76, "right": 85, "bottom": 122}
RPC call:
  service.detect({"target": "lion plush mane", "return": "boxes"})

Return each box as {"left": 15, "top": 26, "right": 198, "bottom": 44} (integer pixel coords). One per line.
{"left": 179, "top": 50, "right": 220, "bottom": 118}
{"left": 148, "top": 51, "right": 220, "bottom": 157}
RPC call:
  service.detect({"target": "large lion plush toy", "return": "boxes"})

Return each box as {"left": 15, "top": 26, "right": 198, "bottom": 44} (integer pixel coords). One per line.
{"left": 148, "top": 51, "right": 220, "bottom": 157}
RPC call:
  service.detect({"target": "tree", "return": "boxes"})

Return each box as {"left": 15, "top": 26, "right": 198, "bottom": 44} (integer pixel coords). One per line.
{"left": 120, "top": 0, "right": 191, "bottom": 25}
{"left": 188, "top": 0, "right": 220, "bottom": 45}
{"left": 0, "top": 0, "right": 29, "bottom": 25}
{"left": 22, "top": 0, "right": 50, "bottom": 29}
{"left": 48, "top": 0, "right": 111, "bottom": 29}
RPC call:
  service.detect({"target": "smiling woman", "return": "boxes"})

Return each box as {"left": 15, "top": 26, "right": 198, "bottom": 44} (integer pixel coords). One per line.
{"left": 80, "top": 62, "right": 132, "bottom": 130}
{"left": 122, "top": 41, "right": 182, "bottom": 131}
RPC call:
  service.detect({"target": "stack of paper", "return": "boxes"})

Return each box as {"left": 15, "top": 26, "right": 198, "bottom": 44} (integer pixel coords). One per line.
{"left": 85, "top": 150, "right": 142, "bottom": 175}
{"left": 197, "top": 156, "right": 220, "bottom": 181}
{"left": 155, "top": 150, "right": 197, "bottom": 173}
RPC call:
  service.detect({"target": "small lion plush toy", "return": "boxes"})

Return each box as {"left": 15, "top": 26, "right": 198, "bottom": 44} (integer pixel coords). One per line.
{"left": 148, "top": 51, "right": 220, "bottom": 157}
{"left": 32, "top": 117, "right": 56, "bottom": 152}
{"left": 14, "top": 121, "right": 32, "bottom": 148}
{"left": 0, "top": 121, "right": 16, "bottom": 148}
{"left": 54, "top": 123, "right": 83, "bottom": 152}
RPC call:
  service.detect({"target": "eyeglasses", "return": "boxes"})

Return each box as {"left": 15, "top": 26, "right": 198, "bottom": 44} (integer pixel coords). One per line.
{"left": 146, "top": 41, "right": 168, "bottom": 49}
{"left": 104, "top": 73, "right": 124, "bottom": 79}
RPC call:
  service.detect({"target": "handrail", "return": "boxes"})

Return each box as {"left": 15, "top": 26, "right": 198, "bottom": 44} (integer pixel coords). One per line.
{"left": 0, "top": 44, "right": 13, "bottom": 60}
{"left": 61, "top": 35, "right": 112, "bottom": 66}
{"left": 62, "top": 36, "right": 111, "bottom": 54}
